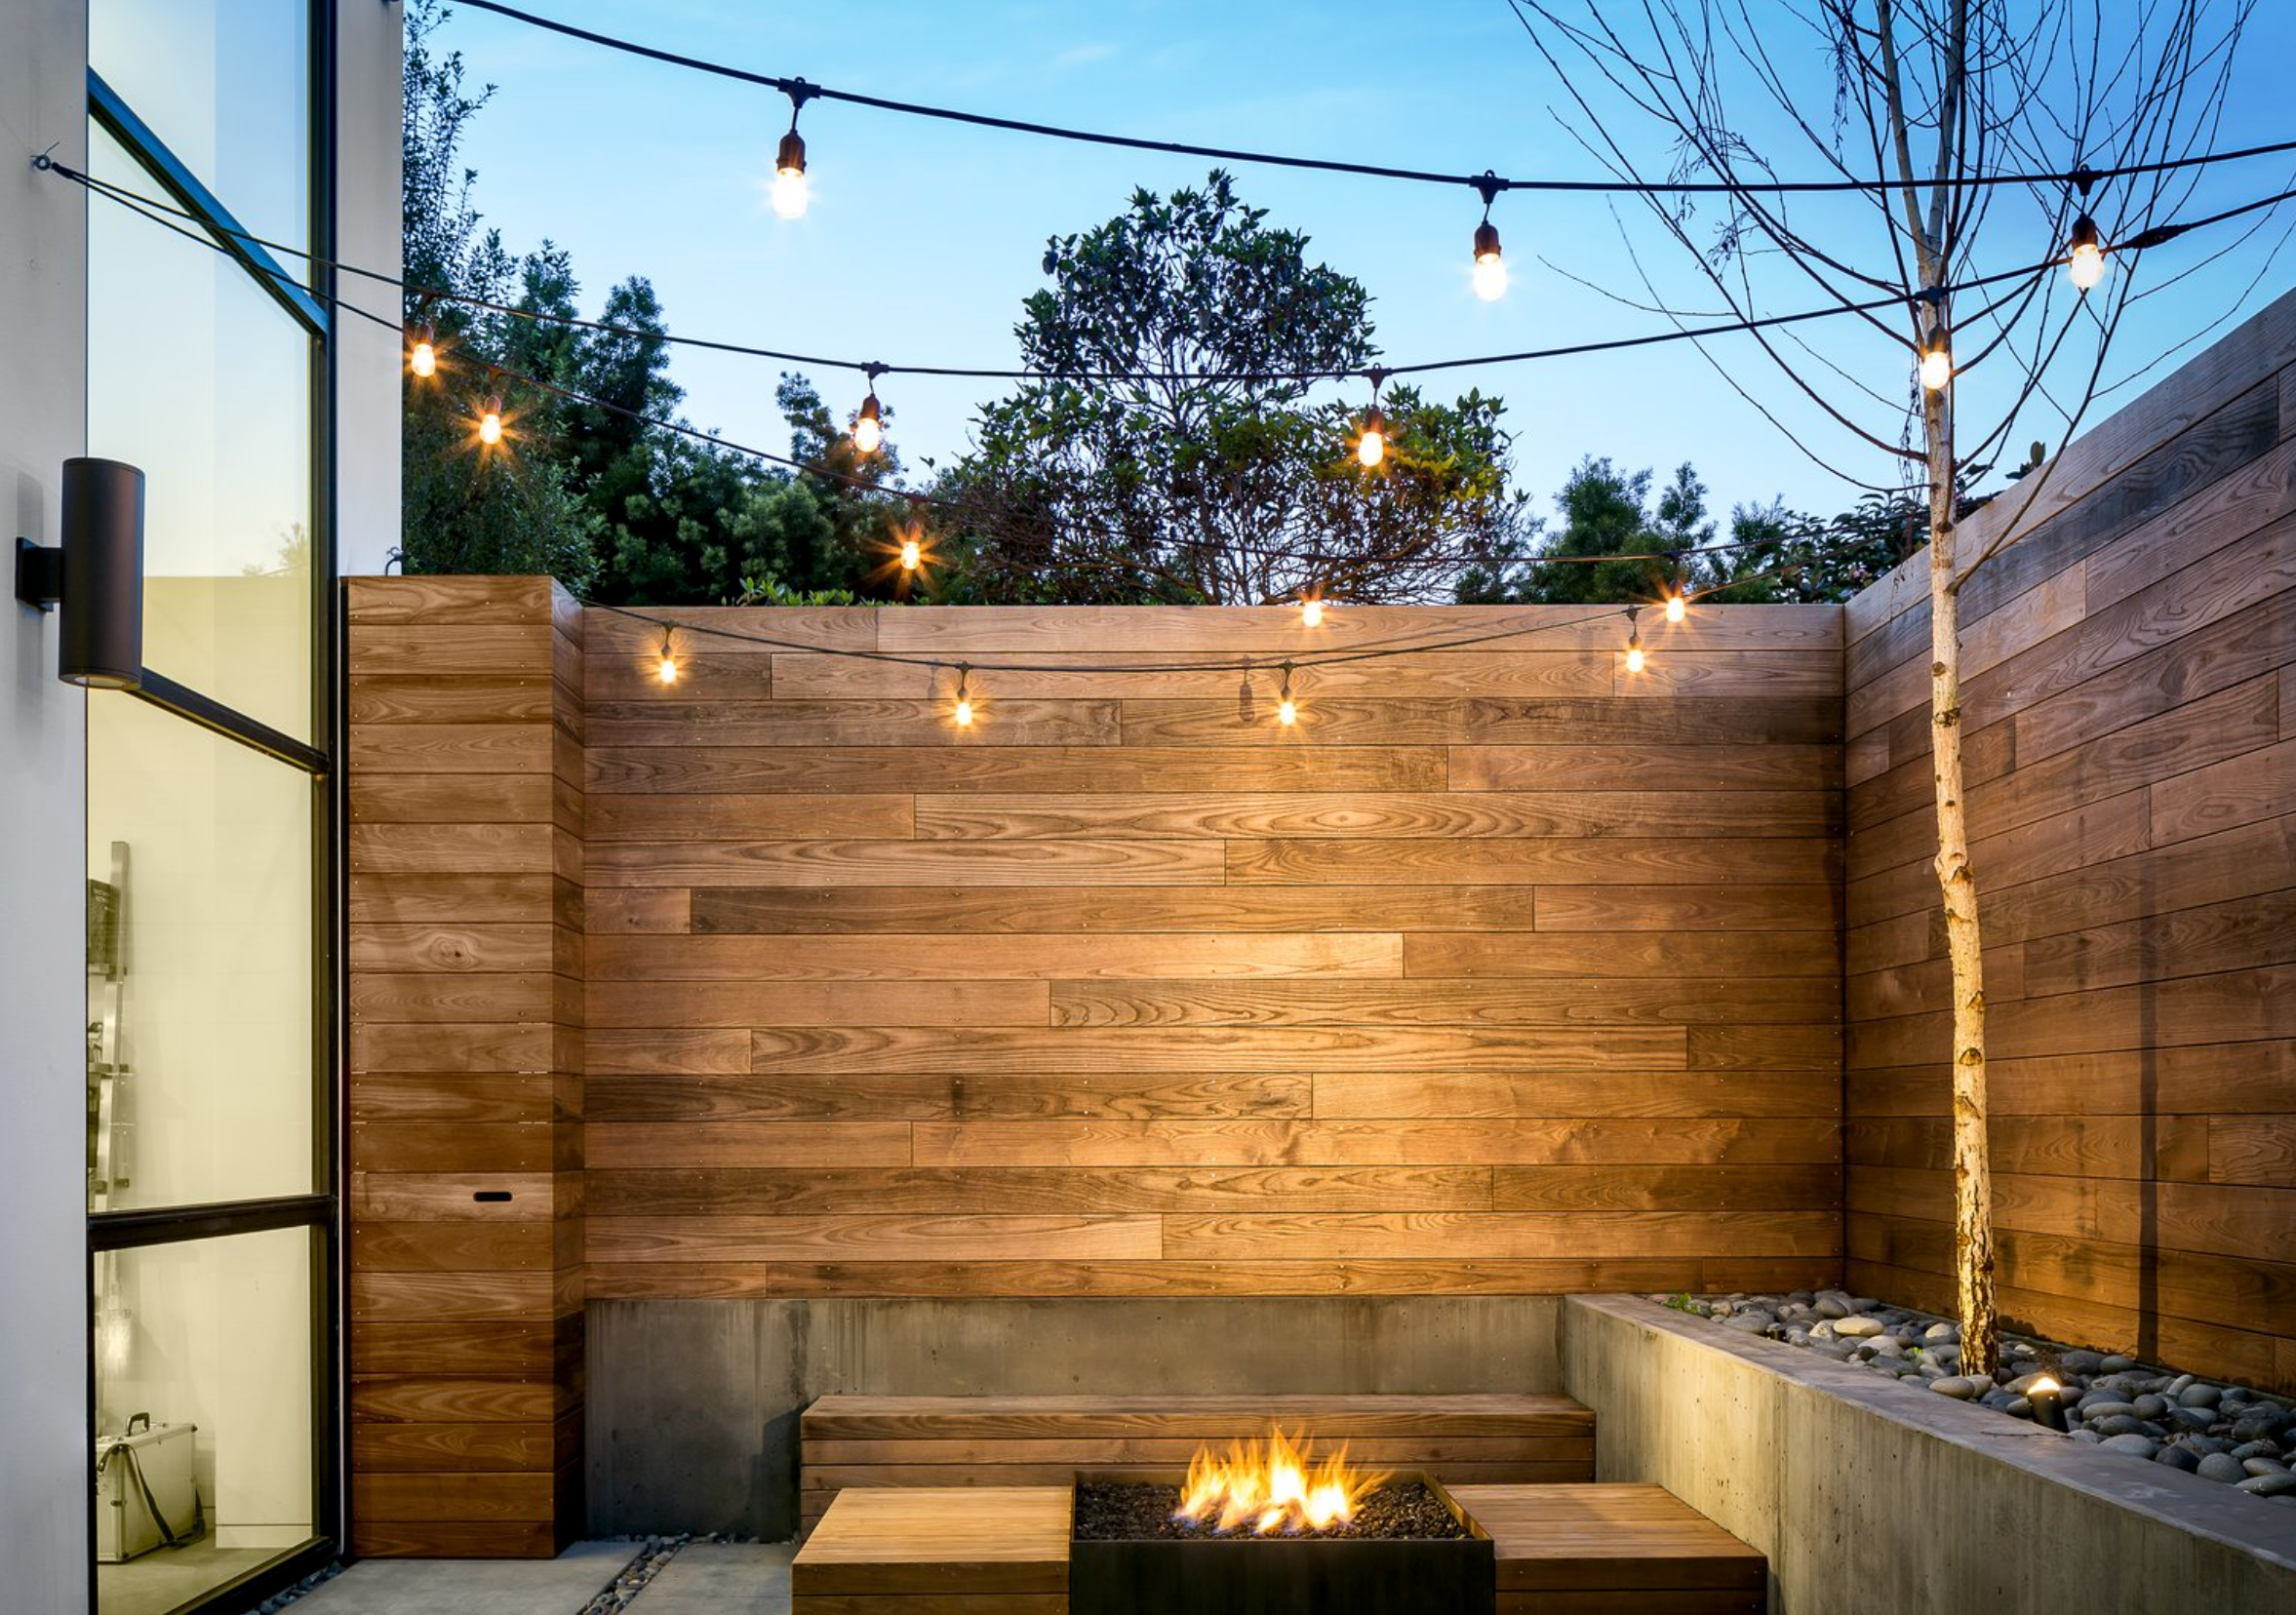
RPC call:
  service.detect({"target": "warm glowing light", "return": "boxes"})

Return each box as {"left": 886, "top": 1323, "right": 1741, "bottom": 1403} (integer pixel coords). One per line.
{"left": 2068, "top": 214, "right": 2106, "bottom": 292}
{"left": 1174, "top": 1428, "right": 1382, "bottom": 1535}
{"left": 853, "top": 391, "right": 884, "bottom": 454}
{"left": 409, "top": 327, "right": 438, "bottom": 378}
{"left": 1277, "top": 694, "right": 1297, "bottom": 726}
{"left": 1625, "top": 643, "right": 1646, "bottom": 674}
{"left": 1300, "top": 597, "right": 1324, "bottom": 628}
{"left": 899, "top": 536, "right": 922, "bottom": 571}
{"left": 1624, "top": 610, "right": 1646, "bottom": 674}
{"left": 656, "top": 633, "right": 679, "bottom": 686}
{"left": 1472, "top": 219, "right": 1506, "bottom": 301}
{"left": 1664, "top": 593, "right": 1686, "bottom": 624}
{"left": 772, "top": 128, "right": 810, "bottom": 218}
{"left": 952, "top": 668, "right": 974, "bottom": 728}
{"left": 1357, "top": 406, "right": 1387, "bottom": 469}
{"left": 2030, "top": 1374, "right": 2061, "bottom": 1397}
{"left": 1919, "top": 333, "right": 1953, "bottom": 393}
{"left": 478, "top": 395, "right": 505, "bottom": 447}
{"left": 954, "top": 695, "right": 973, "bottom": 727}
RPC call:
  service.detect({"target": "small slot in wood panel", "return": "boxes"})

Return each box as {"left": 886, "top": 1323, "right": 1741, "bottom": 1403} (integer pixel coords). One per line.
{"left": 473, "top": 1190, "right": 515, "bottom": 1203}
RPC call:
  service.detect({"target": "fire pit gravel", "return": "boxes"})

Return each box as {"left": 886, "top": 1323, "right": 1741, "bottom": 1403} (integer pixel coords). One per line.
{"left": 1074, "top": 1477, "right": 1473, "bottom": 1541}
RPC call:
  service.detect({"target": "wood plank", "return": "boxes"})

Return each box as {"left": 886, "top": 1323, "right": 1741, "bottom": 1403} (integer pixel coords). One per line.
{"left": 800, "top": 1394, "right": 1594, "bottom": 1439}
{"left": 586, "top": 1166, "right": 1496, "bottom": 1216}
{"left": 1119, "top": 696, "right": 1839, "bottom": 748}
{"left": 587, "top": 1073, "right": 1310, "bottom": 1123}
{"left": 587, "top": 979, "right": 1049, "bottom": 1029}
{"left": 1313, "top": 1072, "right": 1839, "bottom": 1121}
{"left": 690, "top": 886, "right": 1536, "bottom": 934}
{"left": 588, "top": 746, "right": 1450, "bottom": 795}
{"left": 348, "top": 576, "right": 554, "bottom": 624}
{"left": 587, "top": 794, "right": 915, "bottom": 841}
{"left": 1404, "top": 931, "right": 1839, "bottom": 979}
{"left": 908, "top": 1119, "right": 1839, "bottom": 1168}
{"left": 589, "top": 698, "right": 1122, "bottom": 748}
{"left": 792, "top": 1487, "right": 1069, "bottom": 1596}
{"left": 1451, "top": 1482, "right": 1763, "bottom": 1591}
{"left": 1450, "top": 744, "right": 1839, "bottom": 792}
{"left": 590, "top": 1214, "right": 1163, "bottom": 1263}
{"left": 587, "top": 1257, "right": 1836, "bottom": 1301}
{"left": 912, "top": 790, "right": 1838, "bottom": 841}
{"left": 587, "top": 839, "right": 1225, "bottom": 888}
{"left": 1048, "top": 979, "right": 1841, "bottom": 1029}
{"left": 1224, "top": 838, "right": 1839, "bottom": 886}
{"left": 749, "top": 1026, "right": 1689, "bottom": 1076}
{"left": 590, "top": 932, "right": 1405, "bottom": 981}
{"left": 1156, "top": 1210, "right": 1841, "bottom": 1261}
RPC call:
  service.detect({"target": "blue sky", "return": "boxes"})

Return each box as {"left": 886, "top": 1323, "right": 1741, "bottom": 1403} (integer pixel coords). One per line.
{"left": 435, "top": 0, "right": 2296, "bottom": 527}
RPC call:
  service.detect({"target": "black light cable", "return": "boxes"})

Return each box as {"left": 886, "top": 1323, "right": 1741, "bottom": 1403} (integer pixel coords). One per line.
{"left": 450, "top": 0, "right": 2296, "bottom": 202}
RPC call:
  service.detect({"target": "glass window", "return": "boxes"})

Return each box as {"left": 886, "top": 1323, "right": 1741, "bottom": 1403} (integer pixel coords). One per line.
{"left": 95, "top": 1226, "right": 317, "bottom": 1612}
{"left": 87, "top": 691, "right": 317, "bottom": 1213}
{"left": 86, "top": 123, "right": 317, "bottom": 740}
{"left": 87, "top": 0, "right": 311, "bottom": 256}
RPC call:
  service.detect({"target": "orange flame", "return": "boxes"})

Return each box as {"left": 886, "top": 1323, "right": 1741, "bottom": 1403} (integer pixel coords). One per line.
{"left": 1174, "top": 1427, "right": 1383, "bottom": 1534}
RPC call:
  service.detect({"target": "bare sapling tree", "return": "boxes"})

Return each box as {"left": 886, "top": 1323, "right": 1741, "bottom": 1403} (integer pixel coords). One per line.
{"left": 1517, "top": 0, "right": 2267, "bottom": 1376}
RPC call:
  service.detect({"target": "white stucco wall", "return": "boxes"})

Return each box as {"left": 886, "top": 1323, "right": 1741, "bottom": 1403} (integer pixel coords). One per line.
{"left": 0, "top": 0, "right": 94, "bottom": 1606}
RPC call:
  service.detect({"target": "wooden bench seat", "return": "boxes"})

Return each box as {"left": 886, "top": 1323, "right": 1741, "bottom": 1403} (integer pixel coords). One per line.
{"left": 1450, "top": 1483, "right": 1766, "bottom": 1613}
{"left": 799, "top": 1393, "right": 1596, "bottom": 1535}
{"left": 792, "top": 1480, "right": 1762, "bottom": 1615}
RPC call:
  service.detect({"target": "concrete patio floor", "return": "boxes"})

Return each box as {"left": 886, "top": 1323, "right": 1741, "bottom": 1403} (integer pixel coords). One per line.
{"left": 289, "top": 1542, "right": 792, "bottom": 1614}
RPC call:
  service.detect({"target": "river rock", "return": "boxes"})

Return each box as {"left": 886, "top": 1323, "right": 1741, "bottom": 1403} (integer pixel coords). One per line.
{"left": 1835, "top": 1317, "right": 1884, "bottom": 1338}
{"left": 2155, "top": 1445, "right": 2200, "bottom": 1473}
{"left": 2179, "top": 1384, "right": 2223, "bottom": 1409}
{"left": 2101, "top": 1434, "right": 2159, "bottom": 1459}
{"left": 2197, "top": 1452, "right": 2248, "bottom": 1484}
{"left": 1930, "top": 1376, "right": 1979, "bottom": 1399}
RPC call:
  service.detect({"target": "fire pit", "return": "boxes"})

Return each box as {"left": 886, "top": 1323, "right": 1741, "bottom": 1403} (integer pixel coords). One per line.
{"left": 1068, "top": 1428, "right": 1495, "bottom": 1615}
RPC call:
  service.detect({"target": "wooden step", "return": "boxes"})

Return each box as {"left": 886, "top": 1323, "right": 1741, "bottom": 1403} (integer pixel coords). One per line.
{"left": 792, "top": 1481, "right": 1764, "bottom": 1614}
{"left": 799, "top": 1393, "right": 1594, "bottom": 1533}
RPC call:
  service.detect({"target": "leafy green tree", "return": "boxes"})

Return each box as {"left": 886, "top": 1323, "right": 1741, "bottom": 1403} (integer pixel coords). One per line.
{"left": 939, "top": 172, "right": 1524, "bottom": 604}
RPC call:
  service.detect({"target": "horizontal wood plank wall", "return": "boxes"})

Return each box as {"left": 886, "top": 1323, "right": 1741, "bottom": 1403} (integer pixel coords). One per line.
{"left": 578, "top": 600, "right": 1846, "bottom": 1301}
{"left": 346, "top": 577, "right": 586, "bottom": 1556}
{"left": 1841, "top": 289, "right": 2296, "bottom": 1394}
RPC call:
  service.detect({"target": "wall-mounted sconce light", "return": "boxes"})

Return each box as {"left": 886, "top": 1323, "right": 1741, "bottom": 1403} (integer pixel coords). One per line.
{"left": 15, "top": 457, "right": 145, "bottom": 689}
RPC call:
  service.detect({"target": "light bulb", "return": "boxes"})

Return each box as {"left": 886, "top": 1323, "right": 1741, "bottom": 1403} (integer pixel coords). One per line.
{"left": 899, "top": 536, "right": 922, "bottom": 571}
{"left": 409, "top": 330, "right": 437, "bottom": 378}
{"left": 656, "top": 634, "right": 679, "bottom": 685}
{"left": 1300, "top": 598, "right": 1324, "bottom": 628}
{"left": 1625, "top": 642, "right": 1646, "bottom": 674}
{"left": 478, "top": 396, "right": 504, "bottom": 446}
{"left": 1278, "top": 695, "right": 1297, "bottom": 726}
{"left": 772, "top": 127, "right": 809, "bottom": 218}
{"left": 1357, "top": 405, "right": 1387, "bottom": 469}
{"left": 1919, "top": 335, "right": 1953, "bottom": 393}
{"left": 853, "top": 391, "right": 883, "bottom": 454}
{"left": 953, "top": 670, "right": 973, "bottom": 728}
{"left": 1472, "top": 219, "right": 1506, "bottom": 301}
{"left": 1664, "top": 593, "right": 1686, "bottom": 624}
{"left": 2068, "top": 214, "right": 2106, "bottom": 293}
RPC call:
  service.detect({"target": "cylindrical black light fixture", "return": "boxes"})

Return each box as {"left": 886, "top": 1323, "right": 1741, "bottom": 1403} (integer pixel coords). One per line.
{"left": 60, "top": 457, "right": 144, "bottom": 689}
{"left": 16, "top": 457, "right": 145, "bottom": 689}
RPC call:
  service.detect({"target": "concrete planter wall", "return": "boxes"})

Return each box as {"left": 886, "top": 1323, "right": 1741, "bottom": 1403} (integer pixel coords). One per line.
{"left": 1561, "top": 1294, "right": 2296, "bottom": 1613}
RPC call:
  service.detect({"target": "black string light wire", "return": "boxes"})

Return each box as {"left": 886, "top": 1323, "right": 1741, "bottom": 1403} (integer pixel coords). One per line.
{"left": 449, "top": 0, "right": 2296, "bottom": 203}
{"left": 58, "top": 154, "right": 2289, "bottom": 609}
{"left": 43, "top": 156, "right": 2105, "bottom": 387}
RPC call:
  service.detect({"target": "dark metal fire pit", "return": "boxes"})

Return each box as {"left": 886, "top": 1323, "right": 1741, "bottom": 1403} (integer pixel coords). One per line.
{"left": 1069, "top": 1472, "right": 1495, "bottom": 1615}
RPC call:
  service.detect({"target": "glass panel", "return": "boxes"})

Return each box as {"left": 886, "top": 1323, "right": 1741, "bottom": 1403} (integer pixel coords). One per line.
{"left": 88, "top": 692, "right": 316, "bottom": 1213}
{"left": 95, "top": 1226, "right": 317, "bottom": 1613}
{"left": 87, "top": 123, "right": 317, "bottom": 741}
{"left": 88, "top": 0, "right": 310, "bottom": 256}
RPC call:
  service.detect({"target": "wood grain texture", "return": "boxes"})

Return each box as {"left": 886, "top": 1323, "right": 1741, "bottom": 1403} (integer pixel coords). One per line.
{"left": 347, "top": 580, "right": 587, "bottom": 1556}
{"left": 1841, "top": 319, "right": 2296, "bottom": 1393}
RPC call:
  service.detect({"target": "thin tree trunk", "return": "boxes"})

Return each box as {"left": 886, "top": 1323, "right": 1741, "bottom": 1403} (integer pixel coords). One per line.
{"left": 1922, "top": 356, "right": 1997, "bottom": 1381}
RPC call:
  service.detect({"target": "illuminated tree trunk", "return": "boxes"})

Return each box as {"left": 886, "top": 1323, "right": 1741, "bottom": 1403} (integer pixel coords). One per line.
{"left": 1920, "top": 338, "right": 1998, "bottom": 1381}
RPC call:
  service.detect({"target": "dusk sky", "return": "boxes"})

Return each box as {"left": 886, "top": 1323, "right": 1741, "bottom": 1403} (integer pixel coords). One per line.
{"left": 436, "top": 0, "right": 2296, "bottom": 529}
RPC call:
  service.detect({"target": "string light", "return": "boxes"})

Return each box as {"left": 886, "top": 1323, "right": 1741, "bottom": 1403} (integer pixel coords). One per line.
{"left": 477, "top": 392, "right": 505, "bottom": 446}
{"left": 952, "top": 664, "right": 973, "bottom": 728}
{"left": 1356, "top": 371, "right": 1390, "bottom": 469}
{"left": 1624, "top": 607, "right": 1646, "bottom": 674}
{"left": 1470, "top": 173, "right": 1507, "bottom": 301}
{"left": 852, "top": 367, "right": 886, "bottom": 454}
{"left": 1277, "top": 663, "right": 1298, "bottom": 727}
{"left": 899, "top": 534, "right": 922, "bottom": 571}
{"left": 1300, "top": 595, "right": 1325, "bottom": 628}
{"left": 409, "top": 322, "right": 438, "bottom": 377}
{"left": 1664, "top": 588, "right": 1686, "bottom": 624}
{"left": 1919, "top": 325, "right": 1953, "bottom": 392}
{"left": 772, "top": 81, "right": 814, "bottom": 219}
{"left": 2068, "top": 214, "right": 2107, "bottom": 292}
{"left": 655, "top": 630, "right": 679, "bottom": 685}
